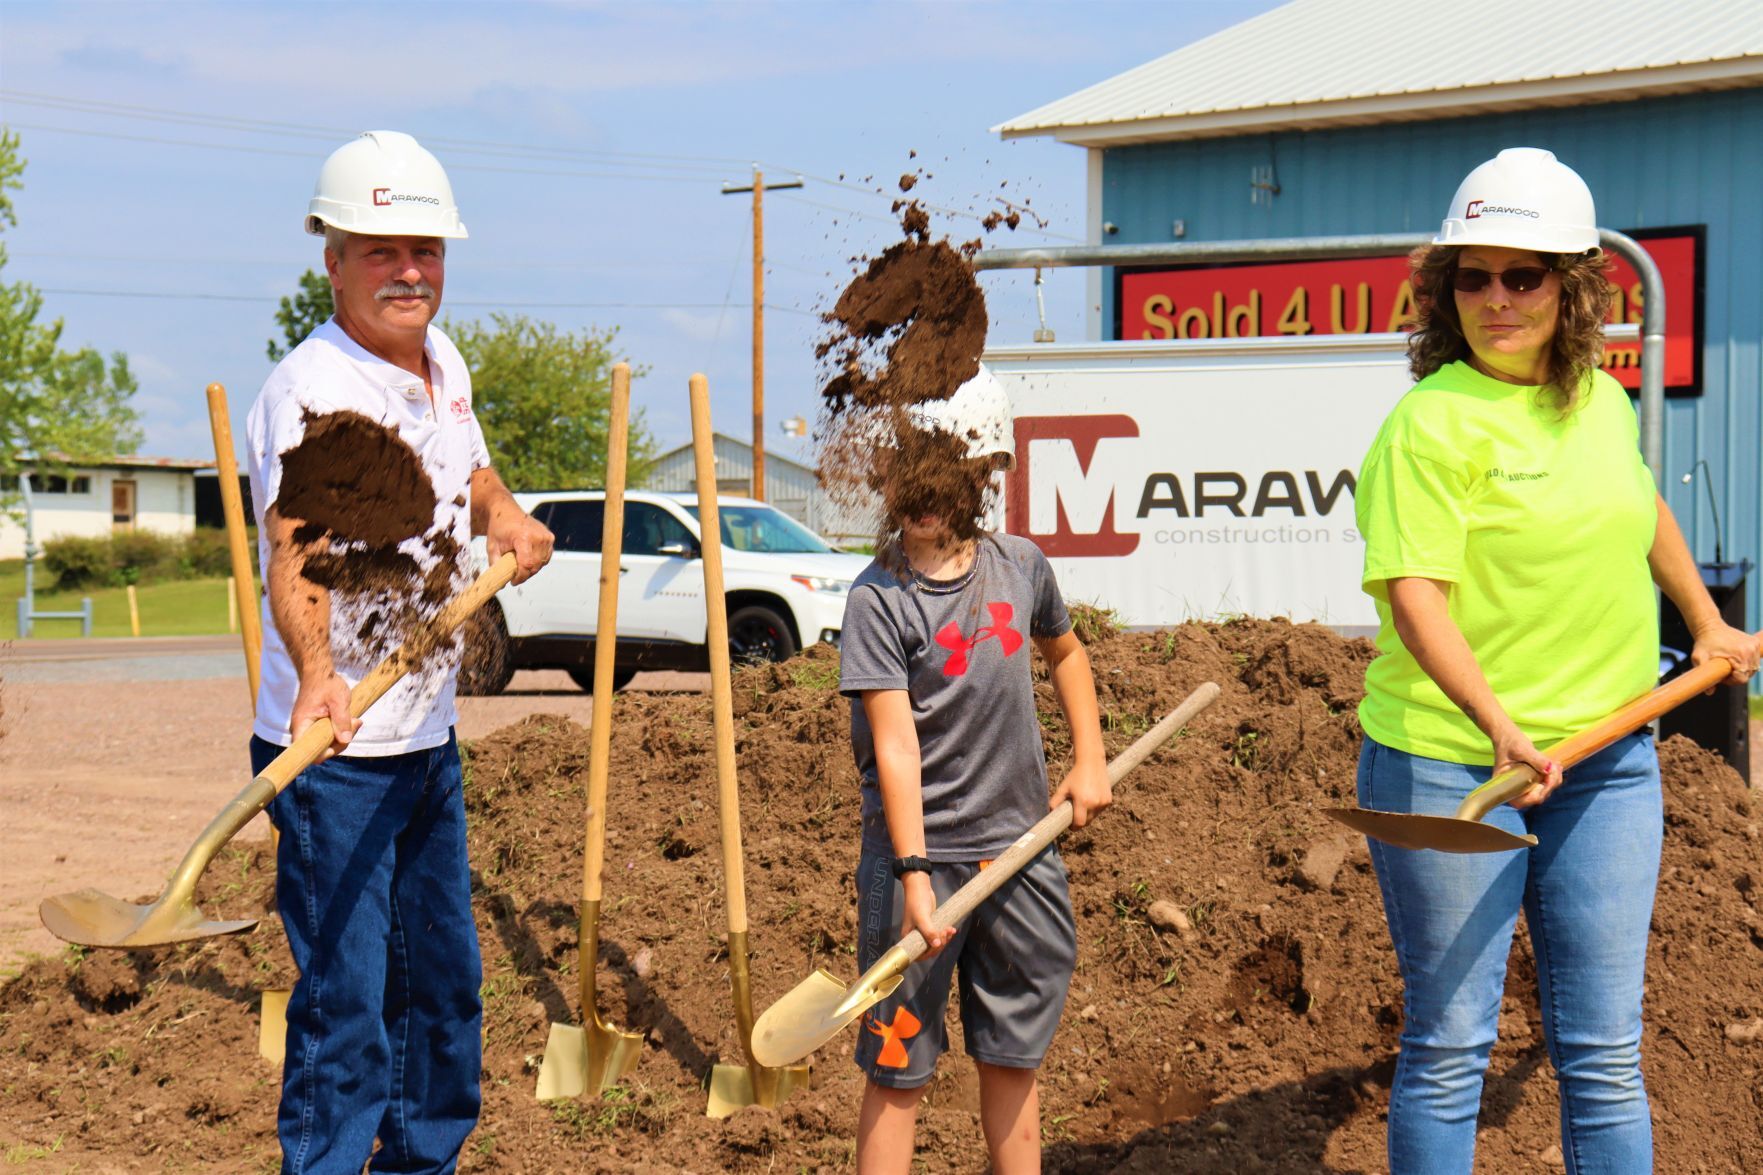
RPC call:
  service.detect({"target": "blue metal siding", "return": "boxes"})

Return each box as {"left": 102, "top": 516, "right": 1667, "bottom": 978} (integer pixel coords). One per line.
{"left": 1101, "top": 88, "right": 1763, "bottom": 651}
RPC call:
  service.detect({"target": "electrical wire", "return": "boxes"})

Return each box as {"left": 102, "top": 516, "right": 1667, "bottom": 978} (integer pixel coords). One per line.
{"left": 34, "top": 286, "right": 818, "bottom": 315}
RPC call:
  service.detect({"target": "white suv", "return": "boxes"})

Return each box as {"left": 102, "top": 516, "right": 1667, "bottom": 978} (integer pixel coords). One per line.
{"left": 461, "top": 491, "right": 871, "bottom": 694}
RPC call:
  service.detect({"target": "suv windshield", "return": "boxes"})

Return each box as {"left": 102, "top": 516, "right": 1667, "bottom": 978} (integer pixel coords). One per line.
{"left": 683, "top": 503, "right": 833, "bottom": 554}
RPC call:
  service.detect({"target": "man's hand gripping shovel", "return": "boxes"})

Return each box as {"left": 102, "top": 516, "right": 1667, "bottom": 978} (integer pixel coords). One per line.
{"left": 535, "top": 363, "right": 646, "bottom": 1100}
{"left": 39, "top": 551, "right": 521, "bottom": 949}
{"left": 1327, "top": 632, "right": 1763, "bottom": 853}
{"left": 749, "top": 681, "right": 1222, "bottom": 1070}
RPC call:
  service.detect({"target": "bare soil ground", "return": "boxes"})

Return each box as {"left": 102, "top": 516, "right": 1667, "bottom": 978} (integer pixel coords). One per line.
{"left": 2, "top": 620, "right": 1759, "bottom": 1172}
{"left": 0, "top": 663, "right": 698, "bottom": 976}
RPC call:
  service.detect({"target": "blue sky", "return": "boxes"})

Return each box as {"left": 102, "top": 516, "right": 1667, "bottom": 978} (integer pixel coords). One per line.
{"left": 1, "top": 0, "right": 1281, "bottom": 466}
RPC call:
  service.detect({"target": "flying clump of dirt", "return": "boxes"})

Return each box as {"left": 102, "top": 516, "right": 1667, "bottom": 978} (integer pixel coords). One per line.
{"left": 814, "top": 165, "right": 1039, "bottom": 556}
{"left": 271, "top": 409, "right": 465, "bottom": 670}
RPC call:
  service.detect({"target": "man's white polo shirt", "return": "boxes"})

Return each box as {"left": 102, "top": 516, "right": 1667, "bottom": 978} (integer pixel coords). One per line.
{"left": 245, "top": 318, "right": 491, "bottom": 756}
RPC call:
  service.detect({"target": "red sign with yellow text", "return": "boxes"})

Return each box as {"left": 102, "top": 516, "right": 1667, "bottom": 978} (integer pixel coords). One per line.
{"left": 1115, "top": 228, "right": 1703, "bottom": 395}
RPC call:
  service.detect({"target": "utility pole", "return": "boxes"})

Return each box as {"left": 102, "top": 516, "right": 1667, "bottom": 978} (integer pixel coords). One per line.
{"left": 721, "top": 166, "right": 802, "bottom": 502}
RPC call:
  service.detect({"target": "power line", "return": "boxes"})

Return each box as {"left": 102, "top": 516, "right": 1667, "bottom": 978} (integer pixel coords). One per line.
{"left": 7, "top": 122, "right": 720, "bottom": 183}
{"left": 1, "top": 89, "right": 751, "bottom": 171}
{"left": 35, "top": 286, "right": 819, "bottom": 315}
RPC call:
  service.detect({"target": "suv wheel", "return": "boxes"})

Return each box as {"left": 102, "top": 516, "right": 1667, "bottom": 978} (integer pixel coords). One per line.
{"left": 568, "top": 665, "right": 640, "bottom": 693}
{"left": 457, "top": 601, "right": 515, "bottom": 696}
{"left": 728, "top": 604, "right": 797, "bottom": 664}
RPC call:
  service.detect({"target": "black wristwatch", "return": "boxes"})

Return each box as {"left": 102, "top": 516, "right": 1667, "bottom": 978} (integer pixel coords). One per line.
{"left": 891, "top": 855, "right": 933, "bottom": 879}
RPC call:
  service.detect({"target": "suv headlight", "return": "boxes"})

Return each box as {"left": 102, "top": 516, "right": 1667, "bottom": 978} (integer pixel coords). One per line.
{"left": 791, "top": 575, "right": 851, "bottom": 595}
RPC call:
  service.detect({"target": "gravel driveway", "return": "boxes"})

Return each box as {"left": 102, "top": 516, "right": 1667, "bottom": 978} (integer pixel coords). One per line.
{"left": 0, "top": 636, "right": 703, "bottom": 973}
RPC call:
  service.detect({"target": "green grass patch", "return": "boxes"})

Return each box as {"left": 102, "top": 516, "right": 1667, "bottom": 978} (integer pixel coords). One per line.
{"left": 2, "top": 559, "right": 245, "bottom": 639}
{"left": 1750, "top": 695, "right": 1762, "bottom": 721}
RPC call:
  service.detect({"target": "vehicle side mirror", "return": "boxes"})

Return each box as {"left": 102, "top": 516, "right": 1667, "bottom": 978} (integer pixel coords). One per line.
{"left": 658, "top": 540, "right": 697, "bottom": 559}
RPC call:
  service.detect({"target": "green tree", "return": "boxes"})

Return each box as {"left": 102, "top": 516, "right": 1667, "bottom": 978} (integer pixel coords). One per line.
{"left": 0, "top": 130, "right": 142, "bottom": 499}
{"left": 445, "top": 313, "right": 654, "bottom": 491}
{"left": 266, "top": 268, "right": 335, "bottom": 360}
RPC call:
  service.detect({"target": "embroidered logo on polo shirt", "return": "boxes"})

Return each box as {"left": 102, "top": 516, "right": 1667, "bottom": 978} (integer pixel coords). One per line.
{"left": 449, "top": 396, "right": 472, "bottom": 421}
{"left": 936, "top": 602, "right": 1023, "bottom": 677}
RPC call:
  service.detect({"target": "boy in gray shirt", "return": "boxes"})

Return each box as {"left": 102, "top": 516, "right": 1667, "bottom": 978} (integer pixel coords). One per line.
{"left": 836, "top": 365, "right": 1109, "bottom": 1175}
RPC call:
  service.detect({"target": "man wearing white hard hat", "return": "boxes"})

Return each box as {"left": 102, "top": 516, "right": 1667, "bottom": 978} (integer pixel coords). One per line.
{"left": 244, "top": 131, "right": 552, "bottom": 1173}
{"left": 1352, "top": 148, "right": 1757, "bottom": 1173}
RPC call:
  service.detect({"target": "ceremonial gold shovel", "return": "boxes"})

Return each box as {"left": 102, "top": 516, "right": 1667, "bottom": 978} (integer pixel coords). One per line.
{"left": 1327, "top": 633, "right": 1763, "bottom": 854}
{"left": 750, "top": 682, "right": 1222, "bottom": 1070}
{"left": 536, "top": 363, "right": 646, "bottom": 1100}
{"left": 39, "top": 552, "right": 520, "bottom": 949}
{"left": 687, "top": 374, "right": 812, "bottom": 1118}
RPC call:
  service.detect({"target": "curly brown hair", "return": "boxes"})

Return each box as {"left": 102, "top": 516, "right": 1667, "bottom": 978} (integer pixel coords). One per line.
{"left": 1405, "top": 245, "right": 1613, "bottom": 414}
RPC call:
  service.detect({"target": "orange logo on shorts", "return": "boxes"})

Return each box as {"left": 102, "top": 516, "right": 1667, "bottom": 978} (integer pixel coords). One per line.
{"left": 866, "top": 1006, "right": 922, "bottom": 1068}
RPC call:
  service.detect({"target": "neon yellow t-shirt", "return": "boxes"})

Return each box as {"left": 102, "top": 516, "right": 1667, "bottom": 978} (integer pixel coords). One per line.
{"left": 1356, "top": 361, "right": 1658, "bottom": 765}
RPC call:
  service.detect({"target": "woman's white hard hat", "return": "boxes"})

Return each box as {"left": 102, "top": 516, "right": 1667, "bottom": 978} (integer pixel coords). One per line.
{"left": 909, "top": 364, "right": 1016, "bottom": 470}
{"left": 306, "top": 131, "right": 468, "bottom": 240}
{"left": 1435, "top": 147, "right": 1596, "bottom": 255}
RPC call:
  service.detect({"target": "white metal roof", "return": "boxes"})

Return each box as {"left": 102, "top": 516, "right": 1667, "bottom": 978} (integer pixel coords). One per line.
{"left": 996, "top": 0, "right": 1763, "bottom": 146}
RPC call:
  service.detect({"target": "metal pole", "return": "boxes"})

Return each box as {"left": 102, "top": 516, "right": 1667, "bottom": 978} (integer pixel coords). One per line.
{"left": 972, "top": 230, "right": 1667, "bottom": 483}
{"left": 20, "top": 476, "right": 35, "bottom": 638}
{"left": 1598, "top": 230, "right": 1668, "bottom": 485}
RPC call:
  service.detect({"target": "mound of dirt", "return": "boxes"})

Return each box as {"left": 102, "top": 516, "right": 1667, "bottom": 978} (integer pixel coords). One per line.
{"left": 3, "top": 619, "right": 1759, "bottom": 1171}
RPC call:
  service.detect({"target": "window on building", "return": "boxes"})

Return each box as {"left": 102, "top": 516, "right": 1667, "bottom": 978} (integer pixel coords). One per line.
{"left": 0, "top": 473, "right": 93, "bottom": 494}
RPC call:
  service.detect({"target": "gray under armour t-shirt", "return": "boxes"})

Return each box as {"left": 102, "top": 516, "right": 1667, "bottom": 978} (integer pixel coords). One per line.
{"left": 839, "top": 531, "right": 1072, "bottom": 860}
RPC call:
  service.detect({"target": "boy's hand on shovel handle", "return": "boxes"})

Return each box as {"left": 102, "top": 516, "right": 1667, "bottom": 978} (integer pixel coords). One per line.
{"left": 291, "top": 669, "right": 357, "bottom": 761}
{"left": 901, "top": 873, "right": 955, "bottom": 961}
{"left": 1051, "top": 756, "right": 1113, "bottom": 828}
{"left": 1492, "top": 722, "right": 1561, "bottom": 810}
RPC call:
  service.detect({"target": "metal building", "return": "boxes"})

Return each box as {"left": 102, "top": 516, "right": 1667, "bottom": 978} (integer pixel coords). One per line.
{"left": 998, "top": 0, "right": 1763, "bottom": 647}
{"left": 644, "top": 433, "right": 876, "bottom": 546}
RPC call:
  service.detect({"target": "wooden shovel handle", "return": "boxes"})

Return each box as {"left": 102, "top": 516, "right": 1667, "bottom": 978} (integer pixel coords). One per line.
{"left": 254, "top": 552, "right": 520, "bottom": 795}
{"left": 1458, "top": 632, "right": 1763, "bottom": 819}
{"left": 206, "top": 382, "right": 263, "bottom": 709}
{"left": 895, "top": 681, "right": 1222, "bottom": 965}
{"left": 690, "top": 374, "right": 753, "bottom": 935}
{"left": 582, "top": 364, "right": 632, "bottom": 904}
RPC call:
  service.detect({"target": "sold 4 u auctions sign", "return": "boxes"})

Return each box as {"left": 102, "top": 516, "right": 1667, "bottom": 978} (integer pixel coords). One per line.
{"left": 1115, "top": 227, "right": 1703, "bottom": 396}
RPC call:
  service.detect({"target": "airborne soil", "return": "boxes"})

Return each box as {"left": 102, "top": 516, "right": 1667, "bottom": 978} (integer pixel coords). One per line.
{"left": 3, "top": 618, "right": 1760, "bottom": 1172}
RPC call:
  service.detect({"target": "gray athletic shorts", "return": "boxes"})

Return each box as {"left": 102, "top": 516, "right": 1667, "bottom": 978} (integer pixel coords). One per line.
{"left": 853, "top": 845, "right": 1076, "bottom": 1088}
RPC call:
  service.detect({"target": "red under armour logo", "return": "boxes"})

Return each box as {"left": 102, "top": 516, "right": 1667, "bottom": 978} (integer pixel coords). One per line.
{"left": 865, "top": 1006, "right": 923, "bottom": 1068}
{"left": 936, "top": 602, "right": 1023, "bottom": 677}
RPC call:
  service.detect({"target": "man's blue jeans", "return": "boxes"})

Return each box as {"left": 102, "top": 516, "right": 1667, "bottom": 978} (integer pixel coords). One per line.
{"left": 1356, "top": 733, "right": 1660, "bottom": 1175}
{"left": 251, "top": 733, "right": 482, "bottom": 1175}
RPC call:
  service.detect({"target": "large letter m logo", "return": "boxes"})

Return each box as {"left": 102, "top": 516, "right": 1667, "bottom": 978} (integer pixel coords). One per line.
{"left": 1005, "top": 414, "right": 1140, "bottom": 557}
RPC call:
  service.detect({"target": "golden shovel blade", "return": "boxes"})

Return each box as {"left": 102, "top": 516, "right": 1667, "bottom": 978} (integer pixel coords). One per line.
{"left": 749, "top": 961, "right": 908, "bottom": 1070}
{"left": 705, "top": 1059, "right": 812, "bottom": 1119}
{"left": 1326, "top": 807, "right": 1537, "bottom": 854}
{"left": 39, "top": 888, "right": 259, "bottom": 949}
{"left": 535, "top": 1019, "right": 645, "bottom": 1101}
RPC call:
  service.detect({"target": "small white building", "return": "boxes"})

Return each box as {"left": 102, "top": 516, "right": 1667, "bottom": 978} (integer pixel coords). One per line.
{"left": 644, "top": 433, "right": 877, "bottom": 546}
{"left": 0, "top": 456, "right": 212, "bottom": 560}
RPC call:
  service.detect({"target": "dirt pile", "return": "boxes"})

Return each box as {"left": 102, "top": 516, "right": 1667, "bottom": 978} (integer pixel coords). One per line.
{"left": 3, "top": 619, "right": 1760, "bottom": 1171}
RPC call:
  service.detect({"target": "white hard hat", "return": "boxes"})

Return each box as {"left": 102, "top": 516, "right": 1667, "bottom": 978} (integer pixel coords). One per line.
{"left": 909, "top": 364, "right": 1015, "bottom": 470}
{"left": 306, "top": 131, "right": 468, "bottom": 240}
{"left": 1434, "top": 147, "right": 1597, "bottom": 255}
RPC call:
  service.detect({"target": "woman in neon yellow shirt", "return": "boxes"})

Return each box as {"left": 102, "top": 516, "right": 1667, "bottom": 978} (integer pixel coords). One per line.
{"left": 1355, "top": 148, "right": 1758, "bottom": 1175}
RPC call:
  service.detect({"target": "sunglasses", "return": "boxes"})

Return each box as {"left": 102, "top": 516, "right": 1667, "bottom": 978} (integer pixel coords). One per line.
{"left": 1451, "top": 265, "right": 1551, "bottom": 294}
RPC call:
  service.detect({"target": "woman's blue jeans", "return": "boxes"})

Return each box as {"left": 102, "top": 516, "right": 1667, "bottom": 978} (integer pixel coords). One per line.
{"left": 252, "top": 733, "right": 482, "bottom": 1175}
{"left": 1357, "top": 733, "right": 1660, "bottom": 1175}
